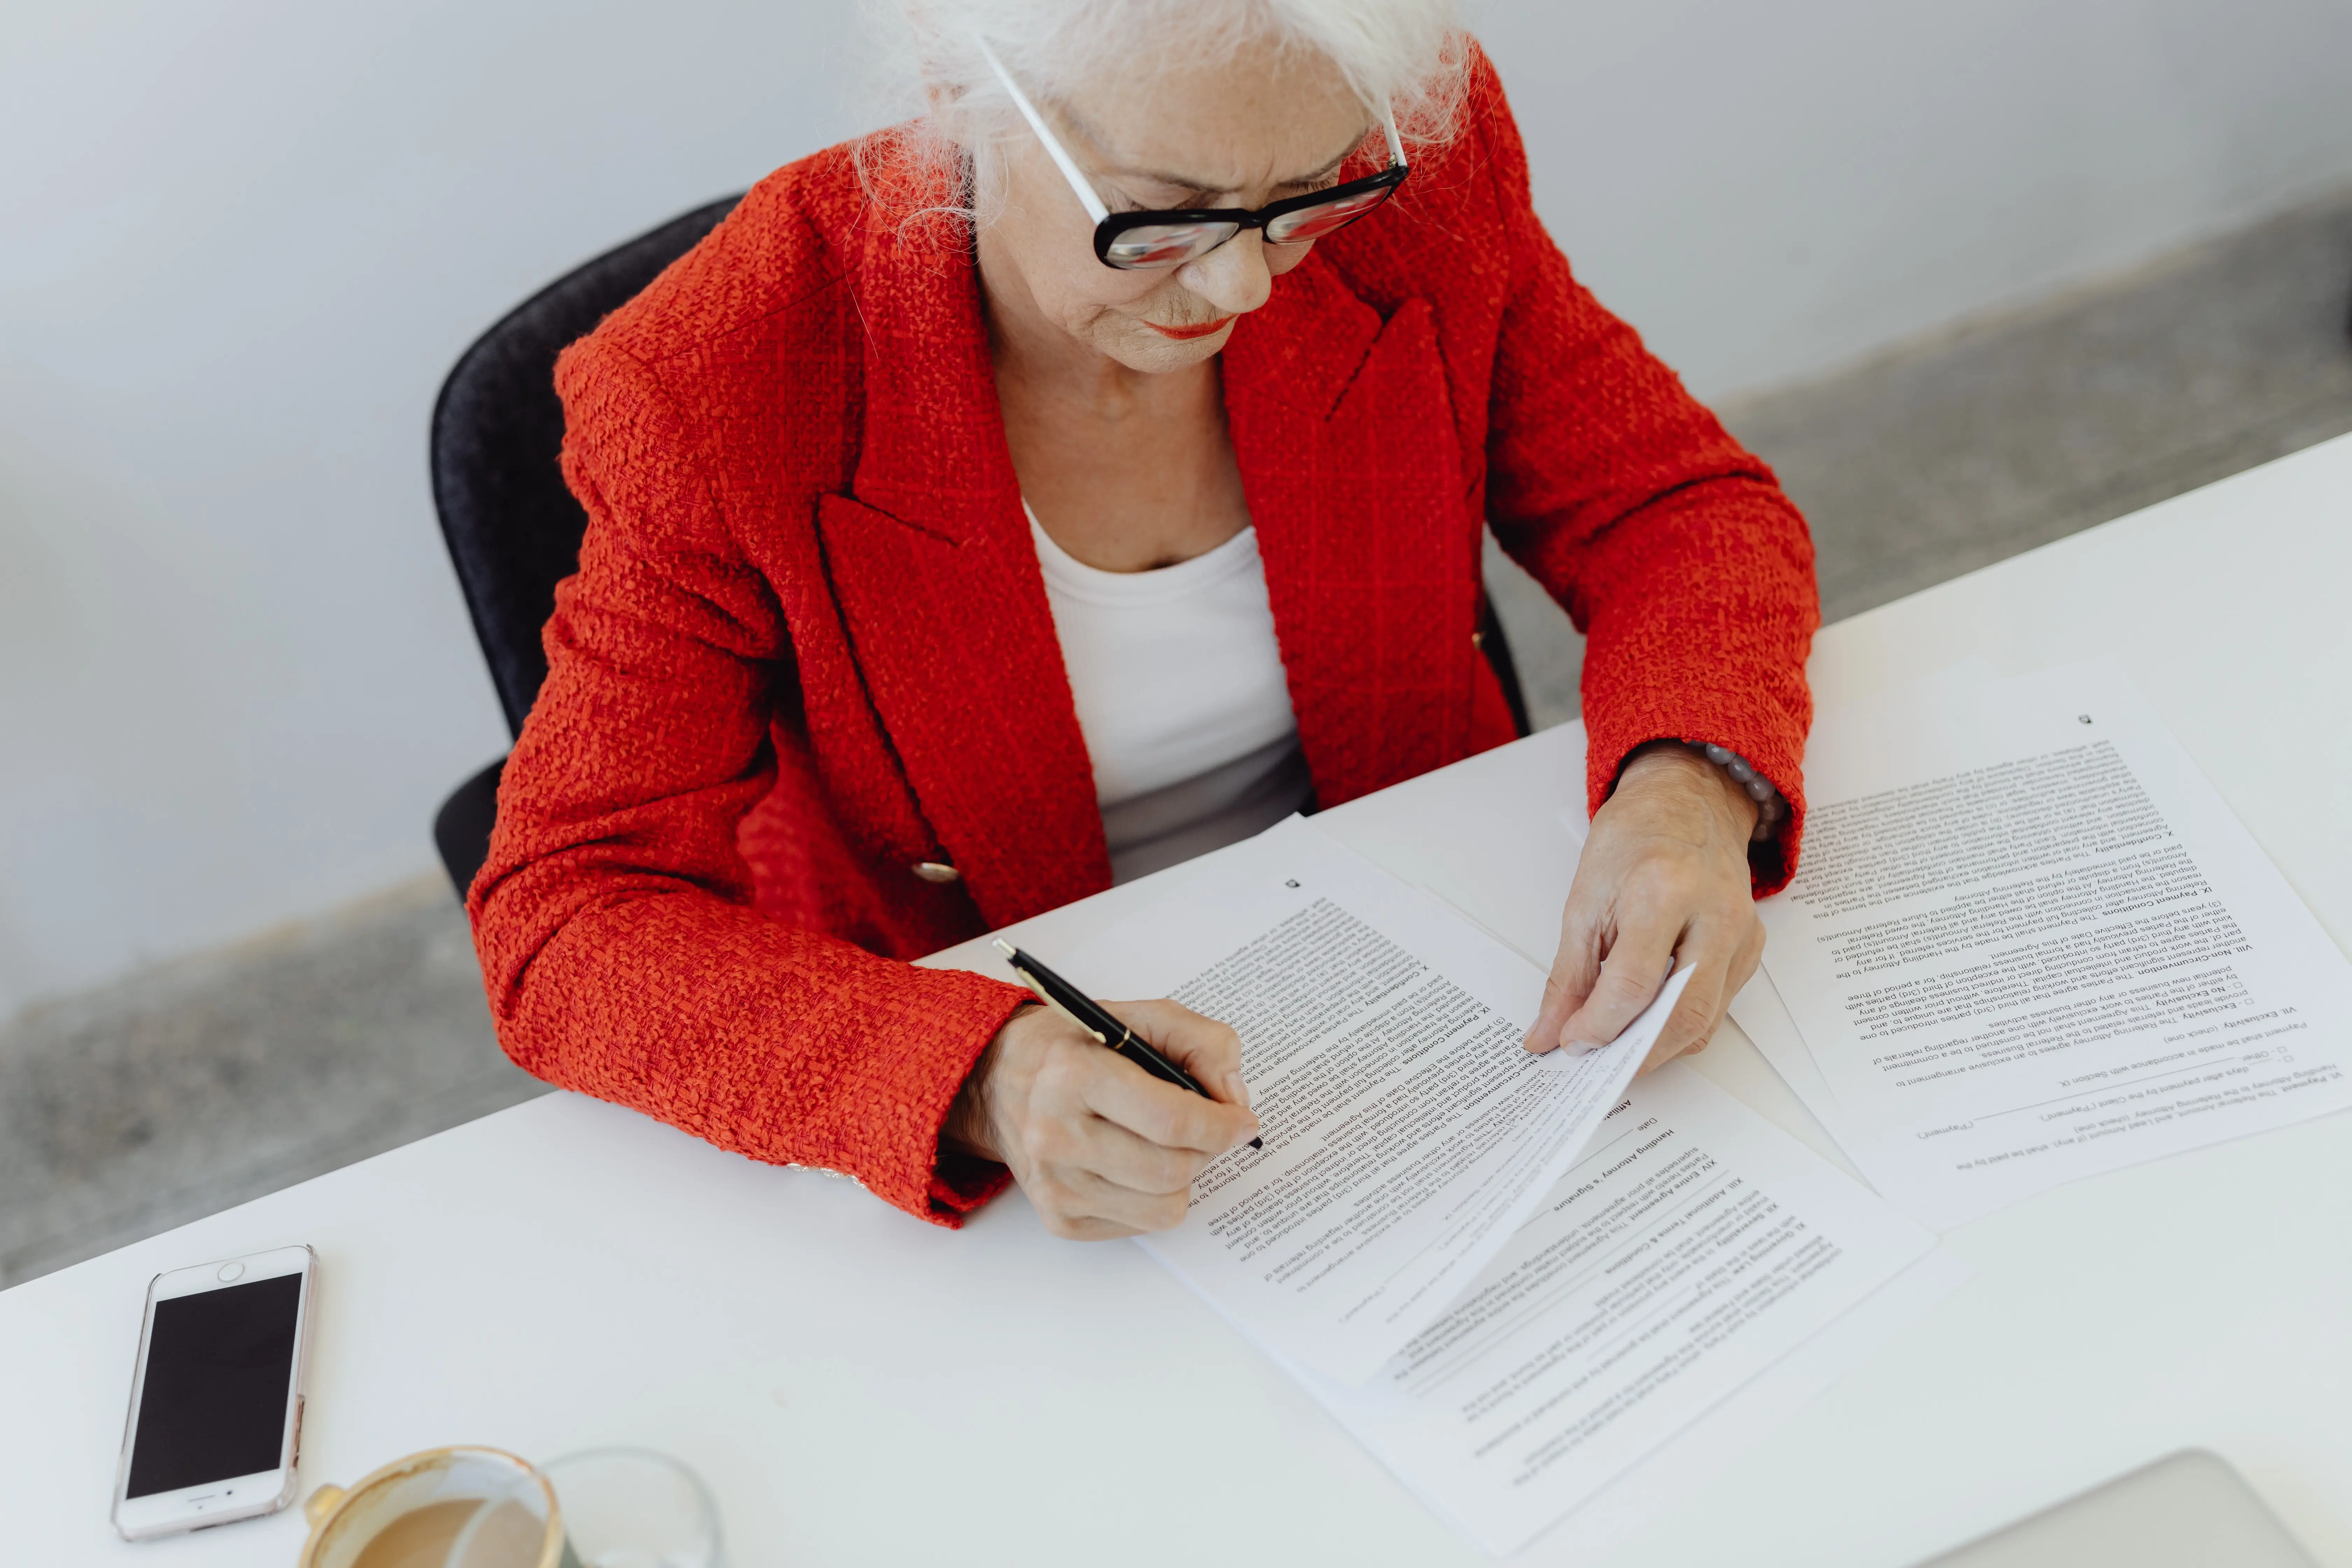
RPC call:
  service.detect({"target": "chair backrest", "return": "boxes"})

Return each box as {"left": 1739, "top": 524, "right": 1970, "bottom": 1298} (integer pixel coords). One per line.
{"left": 430, "top": 195, "right": 742, "bottom": 738}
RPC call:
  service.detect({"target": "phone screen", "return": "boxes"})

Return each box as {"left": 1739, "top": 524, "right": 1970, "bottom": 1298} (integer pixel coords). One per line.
{"left": 125, "top": 1273, "right": 303, "bottom": 1498}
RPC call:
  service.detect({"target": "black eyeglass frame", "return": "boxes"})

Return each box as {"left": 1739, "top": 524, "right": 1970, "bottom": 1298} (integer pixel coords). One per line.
{"left": 1087, "top": 162, "right": 1412, "bottom": 269}
{"left": 973, "top": 33, "right": 1412, "bottom": 273}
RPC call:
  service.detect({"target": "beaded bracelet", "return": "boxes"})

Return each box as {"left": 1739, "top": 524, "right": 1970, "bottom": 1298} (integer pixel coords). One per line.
{"left": 1692, "top": 742, "right": 1788, "bottom": 844}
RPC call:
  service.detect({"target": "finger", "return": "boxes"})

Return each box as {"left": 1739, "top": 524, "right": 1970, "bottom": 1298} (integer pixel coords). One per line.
{"left": 1110, "top": 998, "right": 1252, "bottom": 1107}
{"left": 1023, "top": 1173, "right": 1155, "bottom": 1241}
{"left": 1639, "top": 940, "right": 1728, "bottom": 1075}
{"left": 1045, "top": 1107, "right": 1212, "bottom": 1196}
{"left": 1558, "top": 914, "right": 1681, "bottom": 1054}
{"left": 1525, "top": 896, "right": 1605, "bottom": 1055}
{"left": 1037, "top": 1165, "right": 1194, "bottom": 1236}
{"left": 1657, "top": 912, "right": 1766, "bottom": 1071}
{"left": 1644, "top": 911, "right": 1749, "bottom": 1067}
{"left": 1080, "top": 1049, "right": 1260, "bottom": 1154}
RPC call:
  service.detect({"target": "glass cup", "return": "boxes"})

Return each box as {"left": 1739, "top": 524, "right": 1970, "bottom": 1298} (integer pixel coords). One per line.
{"left": 451, "top": 1448, "right": 722, "bottom": 1568}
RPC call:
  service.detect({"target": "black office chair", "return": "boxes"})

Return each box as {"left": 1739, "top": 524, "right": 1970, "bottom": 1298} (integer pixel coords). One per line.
{"left": 426, "top": 199, "right": 1533, "bottom": 897}
{"left": 428, "top": 195, "right": 743, "bottom": 896}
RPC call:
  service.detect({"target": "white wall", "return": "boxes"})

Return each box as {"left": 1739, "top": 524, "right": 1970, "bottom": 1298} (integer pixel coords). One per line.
{"left": 4, "top": 0, "right": 2350, "bottom": 1021}
{"left": 0, "top": 1, "right": 863, "bottom": 1017}
{"left": 1480, "top": 0, "right": 2352, "bottom": 396}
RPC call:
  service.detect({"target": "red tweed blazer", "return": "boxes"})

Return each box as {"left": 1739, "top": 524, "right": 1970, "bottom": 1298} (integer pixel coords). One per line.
{"left": 469, "top": 56, "right": 1818, "bottom": 1227}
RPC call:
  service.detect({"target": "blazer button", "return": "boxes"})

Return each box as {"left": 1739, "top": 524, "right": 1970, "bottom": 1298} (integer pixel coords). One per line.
{"left": 911, "top": 861, "right": 961, "bottom": 883}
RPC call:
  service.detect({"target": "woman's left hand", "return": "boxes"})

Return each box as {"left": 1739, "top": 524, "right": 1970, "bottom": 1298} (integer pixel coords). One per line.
{"left": 1523, "top": 741, "right": 1766, "bottom": 1072}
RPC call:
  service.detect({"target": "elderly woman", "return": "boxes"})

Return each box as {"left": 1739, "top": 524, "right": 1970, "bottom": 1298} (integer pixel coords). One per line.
{"left": 470, "top": 0, "right": 1816, "bottom": 1238}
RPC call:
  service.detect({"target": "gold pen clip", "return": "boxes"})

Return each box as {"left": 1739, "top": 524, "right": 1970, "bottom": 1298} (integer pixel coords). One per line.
{"left": 996, "top": 939, "right": 1107, "bottom": 1045}
{"left": 1024, "top": 971, "right": 1108, "bottom": 1045}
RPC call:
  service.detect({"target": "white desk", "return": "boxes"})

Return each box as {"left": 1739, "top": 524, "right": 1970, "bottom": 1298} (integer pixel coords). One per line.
{"left": 7, "top": 435, "right": 2349, "bottom": 1566}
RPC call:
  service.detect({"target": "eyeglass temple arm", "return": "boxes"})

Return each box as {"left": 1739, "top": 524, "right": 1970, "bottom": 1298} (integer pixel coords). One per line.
{"left": 974, "top": 35, "right": 1111, "bottom": 225}
{"left": 976, "top": 32, "right": 1407, "bottom": 220}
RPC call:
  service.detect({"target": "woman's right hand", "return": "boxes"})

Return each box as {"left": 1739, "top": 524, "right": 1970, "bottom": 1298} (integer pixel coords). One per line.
{"left": 947, "top": 999, "right": 1261, "bottom": 1239}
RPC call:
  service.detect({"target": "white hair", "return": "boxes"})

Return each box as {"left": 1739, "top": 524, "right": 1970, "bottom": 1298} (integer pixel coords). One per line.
{"left": 855, "top": 0, "right": 1469, "bottom": 230}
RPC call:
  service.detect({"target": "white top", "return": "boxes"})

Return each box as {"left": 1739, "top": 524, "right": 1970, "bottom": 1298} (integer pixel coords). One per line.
{"left": 6, "top": 436, "right": 2352, "bottom": 1568}
{"left": 1028, "top": 509, "right": 1313, "bottom": 881}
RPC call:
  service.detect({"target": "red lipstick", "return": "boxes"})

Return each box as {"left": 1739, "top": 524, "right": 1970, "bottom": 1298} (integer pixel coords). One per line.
{"left": 1146, "top": 316, "right": 1236, "bottom": 340}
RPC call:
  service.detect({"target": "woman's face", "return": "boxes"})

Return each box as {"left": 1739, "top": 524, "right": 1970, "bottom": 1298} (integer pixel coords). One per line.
{"left": 975, "top": 46, "right": 1372, "bottom": 372}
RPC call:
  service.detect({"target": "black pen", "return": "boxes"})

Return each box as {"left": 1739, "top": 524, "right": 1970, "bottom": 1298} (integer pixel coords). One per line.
{"left": 994, "top": 938, "right": 1263, "bottom": 1150}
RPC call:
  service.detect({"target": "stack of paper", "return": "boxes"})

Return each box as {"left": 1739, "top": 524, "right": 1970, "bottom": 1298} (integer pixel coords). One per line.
{"left": 1727, "top": 660, "right": 2352, "bottom": 1230}
{"left": 1041, "top": 654, "right": 2350, "bottom": 1552}
{"left": 1056, "top": 819, "right": 1959, "bottom": 1555}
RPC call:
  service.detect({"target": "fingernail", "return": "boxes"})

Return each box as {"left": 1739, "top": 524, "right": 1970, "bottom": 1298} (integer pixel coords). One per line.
{"left": 1222, "top": 1071, "right": 1252, "bottom": 1107}
{"left": 1562, "top": 1037, "right": 1601, "bottom": 1057}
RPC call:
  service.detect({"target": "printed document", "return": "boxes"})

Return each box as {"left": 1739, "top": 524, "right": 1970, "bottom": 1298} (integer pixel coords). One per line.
{"left": 1060, "top": 817, "right": 1683, "bottom": 1382}
{"left": 1756, "top": 660, "right": 2352, "bottom": 1228}
{"left": 1277, "top": 1066, "right": 1942, "bottom": 1556}
{"left": 1057, "top": 818, "right": 1954, "bottom": 1554}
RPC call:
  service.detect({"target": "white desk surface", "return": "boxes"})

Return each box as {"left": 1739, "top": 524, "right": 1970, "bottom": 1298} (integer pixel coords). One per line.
{"left": 7, "top": 435, "right": 2348, "bottom": 1566}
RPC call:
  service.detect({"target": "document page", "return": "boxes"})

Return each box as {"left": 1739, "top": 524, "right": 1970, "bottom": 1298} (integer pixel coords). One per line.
{"left": 1758, "top": 661, "right": 2352, "bottom": 1228}
{"left": 1059, "top": 818, "right": 1688, "bottom": 1384}
{"left": 1275, "top": 1066, "right": 1943, "bottom": 1556}
{"left": 1725, "top": 966, "right": 1875, "bottom": 1176}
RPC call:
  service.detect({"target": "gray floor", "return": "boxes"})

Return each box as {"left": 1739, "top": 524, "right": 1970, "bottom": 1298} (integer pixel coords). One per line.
{"left": 0, "top": 883, "right": 543, "bottom": 1286}
{"left": 6, "top": 187, "right": 2349, "bottom": 1289}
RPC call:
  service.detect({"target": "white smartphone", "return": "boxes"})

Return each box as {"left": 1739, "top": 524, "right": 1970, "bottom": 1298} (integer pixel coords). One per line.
{"left": 110, "top": 1244, "right": 317, "bottom": 1540}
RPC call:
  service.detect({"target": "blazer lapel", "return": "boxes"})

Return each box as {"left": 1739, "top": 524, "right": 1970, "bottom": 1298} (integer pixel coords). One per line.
{"left": 819, "top": 204, "right": 1108, "bottom": 928}
{"left": 816, "top": 192, "right": 1475, "bottom": 922}
{"left": 1224, "top": 258, "right": 1479, "bottom": 808}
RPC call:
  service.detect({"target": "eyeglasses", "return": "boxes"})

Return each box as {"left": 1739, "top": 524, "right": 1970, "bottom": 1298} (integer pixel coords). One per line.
{"left": 974, "top": 36, "right": 1410, "bottom": 271}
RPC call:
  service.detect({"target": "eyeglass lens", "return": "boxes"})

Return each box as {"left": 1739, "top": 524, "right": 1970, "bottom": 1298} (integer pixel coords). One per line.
{"left": 1264, "top": 184, "right": 1395, "bottom": 244}
{"left": 1104, "top": 184, "right": 1397, "bottom": 268}
{"left": 1103, "top": 221, "right": 1244, "bottom": 268}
